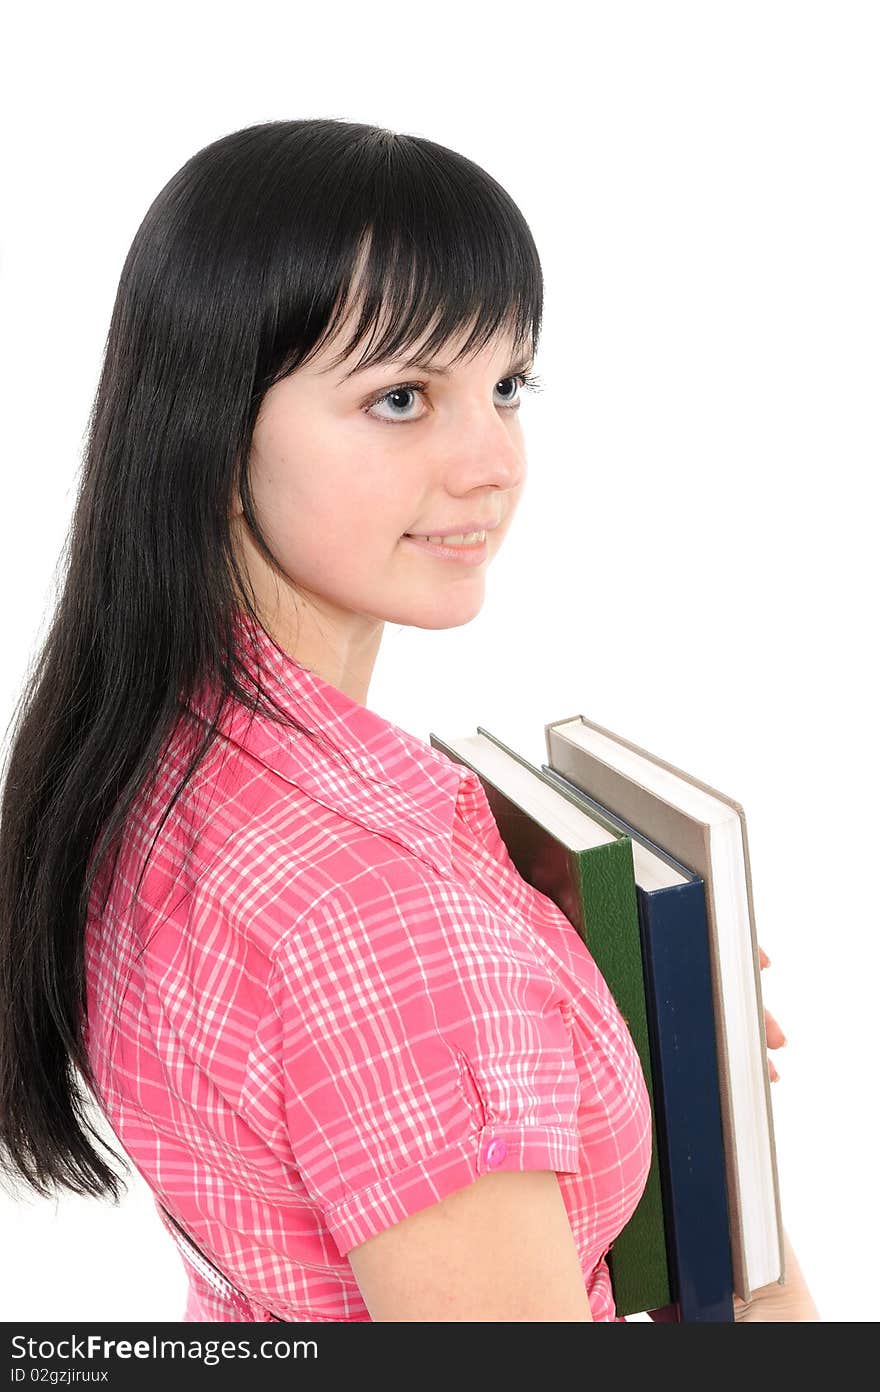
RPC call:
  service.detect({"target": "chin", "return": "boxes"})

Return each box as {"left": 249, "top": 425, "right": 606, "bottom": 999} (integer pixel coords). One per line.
{"left": 400, "top": 591, "right": 487, "bottom": 631}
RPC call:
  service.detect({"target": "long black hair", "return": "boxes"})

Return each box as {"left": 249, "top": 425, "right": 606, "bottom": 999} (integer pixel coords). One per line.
{"left": 0, "top": 117, "right": 543, "bottom": 1202}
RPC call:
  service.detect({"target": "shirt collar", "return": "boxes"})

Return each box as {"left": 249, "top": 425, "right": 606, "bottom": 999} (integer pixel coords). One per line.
{"left": 182, "top": 610, "right": 469, "bottom": 878}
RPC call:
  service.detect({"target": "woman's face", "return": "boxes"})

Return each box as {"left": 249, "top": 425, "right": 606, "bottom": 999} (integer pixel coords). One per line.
{"left": 231, "top": 313, "right": 529, "bottom": 691}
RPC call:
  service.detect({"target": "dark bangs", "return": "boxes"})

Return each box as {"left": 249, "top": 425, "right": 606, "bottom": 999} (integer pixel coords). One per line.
{"left": 258, "top": 122, "right": 543, "bottom": 387}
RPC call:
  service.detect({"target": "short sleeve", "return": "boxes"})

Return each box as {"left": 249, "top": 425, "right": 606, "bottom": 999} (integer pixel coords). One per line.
{"left": 261, "top": 862, "right": 583, "bottom": 1256}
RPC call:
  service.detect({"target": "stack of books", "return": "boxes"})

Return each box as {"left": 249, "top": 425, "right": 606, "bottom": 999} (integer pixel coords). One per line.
{"left": 429, "top": 714, "right": 785, "bottom": 1323}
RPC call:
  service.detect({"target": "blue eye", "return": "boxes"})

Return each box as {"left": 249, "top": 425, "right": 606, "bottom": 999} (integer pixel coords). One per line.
{"left": 363, "top": 371, "right": 544, "bottom": 424}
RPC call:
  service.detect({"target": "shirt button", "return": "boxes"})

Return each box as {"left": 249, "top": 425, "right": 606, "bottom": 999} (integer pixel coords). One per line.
{"left": 485, "top": 1138, "right": 507, "bottom": 1169}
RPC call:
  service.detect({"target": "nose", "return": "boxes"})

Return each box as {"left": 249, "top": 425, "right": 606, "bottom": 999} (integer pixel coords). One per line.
{"left": 443, "top": 405, "right": 526, "bottom": 495}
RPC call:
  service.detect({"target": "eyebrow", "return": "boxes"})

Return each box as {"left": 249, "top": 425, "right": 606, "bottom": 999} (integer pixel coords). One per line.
{"left": 333, "top": 352, "right": 535, "bottom": 385}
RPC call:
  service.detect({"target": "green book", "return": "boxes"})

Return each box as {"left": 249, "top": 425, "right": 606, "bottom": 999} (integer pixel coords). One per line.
{"left": 429, "top": 726, "right": 671, "bottom": 1318}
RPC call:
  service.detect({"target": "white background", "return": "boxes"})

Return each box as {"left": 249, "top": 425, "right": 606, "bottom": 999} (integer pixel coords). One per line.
{"left": 1, "top": 0, "right": 877, "bottom": 1324}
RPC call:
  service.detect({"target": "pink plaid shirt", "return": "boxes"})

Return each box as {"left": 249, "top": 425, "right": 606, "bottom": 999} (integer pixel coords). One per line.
{"left": 83, "top": 612, "right": 652, "bottom": 1322}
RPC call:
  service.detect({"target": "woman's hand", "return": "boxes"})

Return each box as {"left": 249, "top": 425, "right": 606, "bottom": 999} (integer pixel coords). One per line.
{"left": 759, "top": 945, "right": 785, "bottom": 1082}
{"left": 651, "top": 944, "right": 798, "bottom": 1325}
{"left": 734, "top": 967, "right": 819, "bottom": 1319}
{"left": 733, "top": 1229, "right": 820, "bottom": 1321}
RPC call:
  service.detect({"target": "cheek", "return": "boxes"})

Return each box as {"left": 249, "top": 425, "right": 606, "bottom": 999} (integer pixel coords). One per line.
{"left": 251, "top": 465, "right": 409, "bottom": 573}
{"left": 249, "top": 417, "right": 416, "bottom": 546}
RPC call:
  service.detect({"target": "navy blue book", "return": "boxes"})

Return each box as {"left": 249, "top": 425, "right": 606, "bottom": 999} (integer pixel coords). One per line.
{"left": 541, "top": 764, "right": 735, "bottom": 1323}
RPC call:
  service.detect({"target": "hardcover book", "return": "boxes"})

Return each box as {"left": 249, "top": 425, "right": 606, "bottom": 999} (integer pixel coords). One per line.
{"left": 540, "top": 763, "right": 735, "bottom": 1321}
{"left": 544, "top": 714, "right": 784, "bottom": 1301}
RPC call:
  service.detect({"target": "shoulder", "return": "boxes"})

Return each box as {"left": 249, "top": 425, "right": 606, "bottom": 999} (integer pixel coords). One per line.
{"left": 167, "top": 714, "right": 476, "bottom": 958}
{"left": 186, "top": 746, "right": 539, "bottom": 977}
{"left": 170, "top": 749, "right": 444, "bottom": 958}
{"left": 268, "top": 844, "right": 563, "bottom": 1005}
{"left": 259, "top": 847, "right": 574, "bottom": 1110}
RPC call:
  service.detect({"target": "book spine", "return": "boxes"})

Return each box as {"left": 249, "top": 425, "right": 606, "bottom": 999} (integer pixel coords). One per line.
{"left": 576, "top": 841, "right": 672, "bottom": 1317}
{"left": 638, "top": 882, "right": 735, "bottom": 1322}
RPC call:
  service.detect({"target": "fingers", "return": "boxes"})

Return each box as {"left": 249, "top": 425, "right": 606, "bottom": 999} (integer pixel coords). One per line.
{"left": 764, "top": 1006, "right": 786, "bottom": 1051}
{"left": 758, "top": 946, "right": 787, "bottom": 1069}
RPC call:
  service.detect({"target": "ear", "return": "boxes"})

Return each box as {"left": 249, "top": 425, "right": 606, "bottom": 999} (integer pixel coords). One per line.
{"left": 229, "top": 456, "right": 246, "bottom": 519}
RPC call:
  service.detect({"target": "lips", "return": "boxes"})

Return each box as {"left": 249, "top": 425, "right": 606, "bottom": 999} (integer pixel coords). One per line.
{"left": 401, "top": 533, "right": 490, "bottom": 563}
{"left": 404, "top": 519, "right": 500, "bottom": 539}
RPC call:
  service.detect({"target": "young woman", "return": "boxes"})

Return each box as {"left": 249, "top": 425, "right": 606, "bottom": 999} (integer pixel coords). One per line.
{"left": 0, "top": 118, "right": 817, "bottom": 1322}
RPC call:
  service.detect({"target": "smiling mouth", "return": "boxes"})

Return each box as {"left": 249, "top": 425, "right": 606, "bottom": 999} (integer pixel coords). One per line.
{"left": 400, "top": 533, "right": 490, "bottom": 563}
{"left": 403, "top": 531, "right": 487, "bottom": 547}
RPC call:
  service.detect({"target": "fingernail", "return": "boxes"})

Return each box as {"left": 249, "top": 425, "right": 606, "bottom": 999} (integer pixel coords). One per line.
{"left": 780, "top": 1035, "right": 788, "bottom": 1047}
